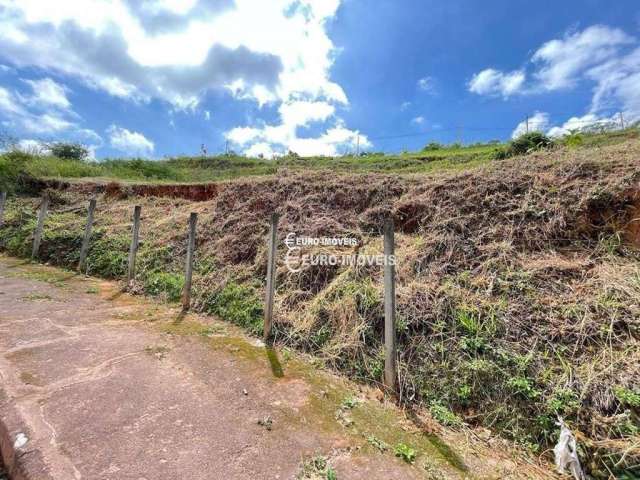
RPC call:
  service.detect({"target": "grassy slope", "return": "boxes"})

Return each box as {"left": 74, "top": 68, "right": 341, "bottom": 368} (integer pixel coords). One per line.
{"left": 4, "top": 142, "right": 504, "bottom": 186}
{"left": 1, "top": 131, "right": 640, "bottom": 478}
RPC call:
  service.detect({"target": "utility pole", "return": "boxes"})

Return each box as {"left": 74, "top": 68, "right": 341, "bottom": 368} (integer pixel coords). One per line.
{"left": 525, "top": 115, "right": 530, "bottom": 134}
{"left": 225, "top": 140, "right": 229, "bottom": 155}
{"left": 619, "top": 112, "right": 625, "bottom": 130}
{"left": 457, "top": 124, "right": 463, "bottom": 145}
{"left": 356, "top": 134, "right": 360, "bottom": 156}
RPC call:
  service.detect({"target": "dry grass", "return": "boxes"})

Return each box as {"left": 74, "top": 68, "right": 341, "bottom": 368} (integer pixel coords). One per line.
{"left": 2, "top": 140, "right": 640, "bottom": 478}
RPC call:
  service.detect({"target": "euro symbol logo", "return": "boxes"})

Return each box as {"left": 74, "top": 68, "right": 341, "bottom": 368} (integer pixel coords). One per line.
{"left": 284, "top": 232, "right": 296, "bottom": 250}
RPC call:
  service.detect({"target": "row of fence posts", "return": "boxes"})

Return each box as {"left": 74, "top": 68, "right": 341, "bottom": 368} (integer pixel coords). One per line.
{"left": 0, "top": 192, "right": 399, "bottom": 392}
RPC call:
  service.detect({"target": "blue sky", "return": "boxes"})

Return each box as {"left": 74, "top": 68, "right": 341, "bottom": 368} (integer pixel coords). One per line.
{"left": 0, "top": 0, "right": 638, "bottom": 159}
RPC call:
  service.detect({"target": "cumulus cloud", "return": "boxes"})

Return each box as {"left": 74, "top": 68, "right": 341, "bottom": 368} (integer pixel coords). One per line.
{"left": 511, "top": 111, "right": 550, "bottom": 138}
{"left": 471, "top": 25, "right": 640, "bottom": 125}
{"left": 226, "top": 118, "right": 369, "bottom": 158}
{"left": 107, "top": 125, "right": 154, "bottom": 156}
{"left": 468, "top": 69, "right": 526, "bottom": 97}
{"left": 21, "top": 78, "right": 71, "bottom": 109}
{"left": 0, "top": 0, "right": 349, "bottom": 110}
{"left": 279, "top": 101, "right": 335, "bottom": 128}
{"left": 411, "top": 116, "right": 425, "bottom": 125}
{"left": 511, "top": 111, "right": 622, "bottom": 139}
{"left": 532, "top": 25, "right": 633, "bottom": 91}
{"left": 0, "top": 81, "right": 102, "bottom": 146}
{"left": 0, "top": 0, "right": 361, "bottom": 156}
{"left": 546, "top": 113, "right": 620, "bottom": 137}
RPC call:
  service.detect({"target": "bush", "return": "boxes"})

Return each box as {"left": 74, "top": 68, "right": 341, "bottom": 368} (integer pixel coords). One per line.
{"left": 509, "top": 132, "right": 552, "bottom": 156}
{"left": 423, "top": 142, "right": 443, "bottom": 151}
{"left": 204, "top": 282, "right": 263, "bottom": 335}
{"left": 144, "top": 272, "right": 185, "bottom": 302}
{"left": 47, "top": 142, "right": 90, "bottom": 161}
{"left": 0, "top": 150, "right": 30, "bottom": 192}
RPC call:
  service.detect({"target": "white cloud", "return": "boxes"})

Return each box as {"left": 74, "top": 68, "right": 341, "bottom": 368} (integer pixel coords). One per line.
{"left": 0, "top": 0, "right": 364, "bottom": 157}
{"left": 411, "top": 116, "right": 425, "bottom": 125}
{"left": 21, "top": 78, "right": 71, "bottom": 109}
{"left": 107, "top": 125, "right": 154, "bottom": 156}
{"left": 471, "top": 25, "right": 640, "bottom": 126}
{"left": 0, "top": 0, "right": 347, "bottom": 109}
{"left": 532, "top": 25, "right": 633, "bottom": 91}
{"left": 227, "top": 118, "right": 369, "bottom": 158}
{"left": 400, "top": 101, "right": 411, "bottom": 111}
{"left": 547, "top": 113, "right": 620, "bottom": 137}
{"left": 279, "top": 100, "right": 335, "bottom": 127}
{"left": 244, "top": 142, "right": 275, "bottom": 158}
{"left": 468, "top": 68, "right": 525, "bottom": 97}
{"left": 204, "top": 110, "right": 210, "bottom": 121}
{"left": 511, "top": 111, "right": 550, "bottom": 139}
{"left": 225, "top": 126, "right": 262, "bottom": 146}
{"left": 417, "top": 76, "right": 435, "bottom": 93}
{"left": 17, "top": 138, "right": 47, "bottom": 155}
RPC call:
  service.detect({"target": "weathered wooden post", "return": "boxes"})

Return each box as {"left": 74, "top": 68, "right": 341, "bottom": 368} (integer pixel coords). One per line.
{"left": 0, "top": 191, "right": 7, "bottom": 227}
{"left": 127, "top": 206, "right": 142, "bottom": 286}
{"left": 181, "top": 212, "right": 197, "bottom": 311}
{"left": 263, "top": 212, "right": 279, "bottom": 342}
{"left": 383, "top": 217, "right": 397, "bottom": 391}
{"left": 78, "top": 198, "right": 97, "bottom": 272}
{"left": 31, "top": 195, "right": 49, "bottom": 258}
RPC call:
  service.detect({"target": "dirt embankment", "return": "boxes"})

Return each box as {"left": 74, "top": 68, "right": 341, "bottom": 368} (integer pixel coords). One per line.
{"left": 3, "top": 141, "right": 640, "bottom": 479}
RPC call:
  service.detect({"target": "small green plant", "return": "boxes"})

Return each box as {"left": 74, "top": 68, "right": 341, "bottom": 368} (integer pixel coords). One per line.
{"left": 563, "top": 130, "right": 584, "bottom": 148}
{"left": 547, "top": 388, "right": 580, "bottom": 415}
{"left": 506, "top": 376, "right": 541, "bottom": 400}
{"left": 457, "top": 385, "right": 472, "bottom": 402}
{"left": 298, "top": 456, "right": 337, "bottom": 480}
{"left": 204, "top": 282, "right": 263, "bottom": 335}
{"left": 341, "top": 395, "right": 359, "bottom": 409}
{"left": 366, "top": 435, "right": 388, "bottom": 452}
{"left": 394, "top": 443, "right": 417, "bottom": 463}
{"left": 455, "top": 305, "right": 481, "bottom": 335}
{"left": 144, "top": 272, "right": 185, "bottom": 302}
{"left": 614, "top": 387, "right": 640, "bottom": 408}
{"left": 429, "top": 401, "right": 463, "bottom": 427}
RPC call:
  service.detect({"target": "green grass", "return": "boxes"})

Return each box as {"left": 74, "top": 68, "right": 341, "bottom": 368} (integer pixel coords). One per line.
{"left": 1, "top": 128, "right": 637, "bottom": 188}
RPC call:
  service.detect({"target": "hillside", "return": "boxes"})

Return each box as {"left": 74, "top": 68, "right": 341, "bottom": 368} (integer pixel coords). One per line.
{"left": 1, "top": 136, "right": 640, "bottom": 478}
{"left": 1, "top": 128, "right": 636, "bottom": 187}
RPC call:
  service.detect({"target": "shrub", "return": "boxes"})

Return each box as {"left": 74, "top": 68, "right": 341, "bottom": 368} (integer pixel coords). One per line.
{"left": 509, "top": 132, "right": 552, "bottom": 156}
{"left": 0, "top": 150, "right": 30, "bottom": 192}
{"left": 204, "top": 282, "right": 263, "bottom": 335}
{"left": 144, "top": 272, "right": 185, "bottom": 302}
{"left": 47, "top": 142, "right": 89, "bottom": 161}
{"left": 86, "top": 234, "right": 129, "bottom": 278}
{"left": 423, "top": 142, "right": 443, "bottom": 151}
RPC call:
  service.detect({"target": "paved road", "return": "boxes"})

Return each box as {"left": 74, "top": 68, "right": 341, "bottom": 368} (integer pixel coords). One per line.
{"left": 0, "top": 256, "right": 553, "bottom": 480}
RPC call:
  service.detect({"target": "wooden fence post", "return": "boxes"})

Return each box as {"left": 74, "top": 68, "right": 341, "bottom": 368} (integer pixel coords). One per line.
{"left": 0, "top": 191, "right": 6, "bottom": 227}
{"left": 127, "top": 206, "right": 142, "bottom": 286}
{"left": 181, "top": 212, "right": 197, "bottom": 311}
{"left": 263, "top": 212, "right": 279, "bottom": 342}
{"left": 78, "top": 198, "right": 97, "bottom": 272}
{"left": 383, "top": 217, "right": 397, "bottom": 391}
{"left": 31, "top": 195, "right": 49, "bottom": 259}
